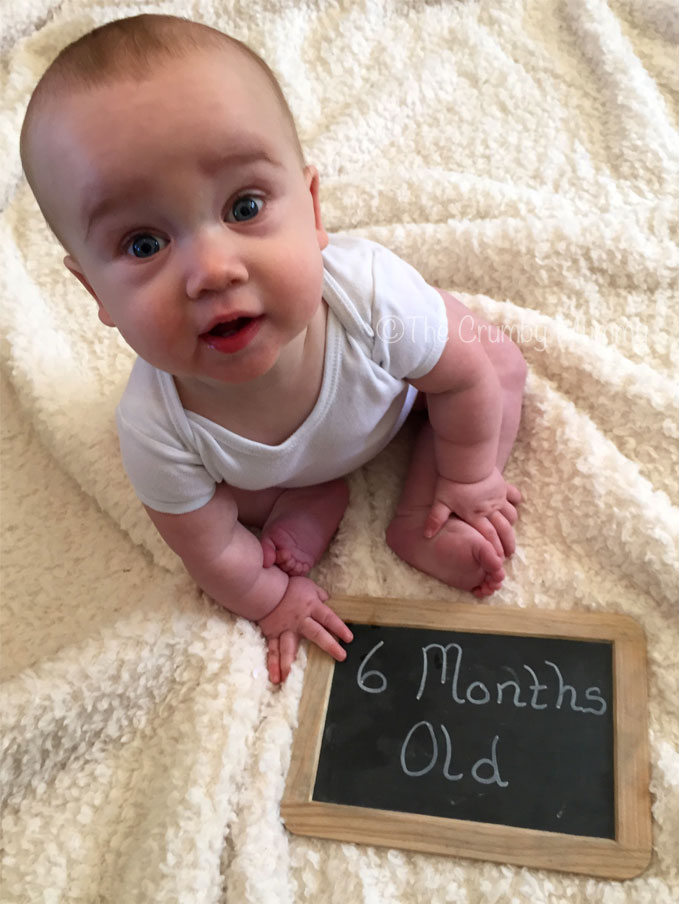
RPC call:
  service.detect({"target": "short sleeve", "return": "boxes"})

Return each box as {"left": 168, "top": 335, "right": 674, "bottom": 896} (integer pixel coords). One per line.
{"left": 369, "top": 244, "right": 448, "bottom": 380}
{"left": 116, "top": 408, "right": 217, "bottom": 513}
{"left": 115, "top": 360, "right": 218, "bottom": 514}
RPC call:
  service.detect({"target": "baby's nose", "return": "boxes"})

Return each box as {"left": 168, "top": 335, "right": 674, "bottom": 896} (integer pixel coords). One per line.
{"left": 184, "top": 229, "right": 248, "bottom": 298}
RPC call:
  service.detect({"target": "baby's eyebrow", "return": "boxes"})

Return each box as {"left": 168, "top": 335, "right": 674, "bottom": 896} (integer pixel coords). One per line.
{"left": 82, "top": 180, "right": 148, "bottom": 241}
{"left": 199, "top": 147, "right": 281, "bottom": 177}
{"left": 82, "top": 147, "right": 281, "bottom": 240}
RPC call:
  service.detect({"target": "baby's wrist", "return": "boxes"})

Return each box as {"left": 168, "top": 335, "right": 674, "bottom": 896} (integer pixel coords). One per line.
{"left": 251, "top": 566, "right": 290, "bottom": 622}
{"left": 433, "top": 434, "right": 499, "bottom": 485}
{"left": 219, "top": 564, "right": 289, "bottom": 623}
{"left": 437, "top": 470, "right": 493, "bottom": 487}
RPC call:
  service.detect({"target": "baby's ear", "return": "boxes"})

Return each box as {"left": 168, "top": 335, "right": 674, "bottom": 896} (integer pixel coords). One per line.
{"left": 304, "top": 165, "right": 329, "bottom": 250}
{"left": 63, "top": 255, "right": 115, "bottom": 327}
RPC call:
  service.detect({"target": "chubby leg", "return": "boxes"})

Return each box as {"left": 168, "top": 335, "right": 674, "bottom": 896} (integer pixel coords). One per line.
{"left": 386, "top": 421, "right": 508, "bottom": 597}
{"left": 231, "top": 480, "right": 350, "bottom": 577}
{"left": 387, "top": 296, "right": 526, "bottom": 597}
{"left": 439, "top": 290, "right": 527, "bottom": 471}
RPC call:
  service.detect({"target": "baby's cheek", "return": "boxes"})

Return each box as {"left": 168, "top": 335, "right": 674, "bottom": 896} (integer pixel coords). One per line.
{"left": 275, "top": 248, "right": 323, "bottom": 311}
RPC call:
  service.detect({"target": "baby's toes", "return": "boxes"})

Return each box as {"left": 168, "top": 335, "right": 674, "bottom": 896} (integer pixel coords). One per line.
{"left": 276, "top": 549, "right": 312, "bottom": 577}
{"left": 289, "top": 559, "right": 311, "bottom": 577}
{"left": 261, "top": 536, "right": 277, "bottom": 568}
{"left": 472, "top": 574, "right": 505, "bottom": 598}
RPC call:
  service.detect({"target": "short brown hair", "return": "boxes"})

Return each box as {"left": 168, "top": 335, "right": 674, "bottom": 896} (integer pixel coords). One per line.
{"left": 20, "top": 13, "right": 305, "bottom": 247}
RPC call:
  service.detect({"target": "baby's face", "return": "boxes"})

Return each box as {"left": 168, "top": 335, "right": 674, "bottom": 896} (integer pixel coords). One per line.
{"left": 31, "top": 48, "right": 328, "bottom": 387}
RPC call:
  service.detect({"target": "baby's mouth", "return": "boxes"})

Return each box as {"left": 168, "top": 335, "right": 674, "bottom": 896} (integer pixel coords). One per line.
{"left": 204, "top": 316, "right": 253, "bottom": 338}
{"left": 199, "top": 314, "right": 264, "bottom": 353}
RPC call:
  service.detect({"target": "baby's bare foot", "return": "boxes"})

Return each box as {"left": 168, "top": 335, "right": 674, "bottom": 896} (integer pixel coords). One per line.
{"left": 386, "top": 507, "right": 505, "bottom": 597}
{"left": 261, "top": 524, "right": 316, "bottom": 576}
{"left": 260, "top": 480, "right": 349, "bottom": 577}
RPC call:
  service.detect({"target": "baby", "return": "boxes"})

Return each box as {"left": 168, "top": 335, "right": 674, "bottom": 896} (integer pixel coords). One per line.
{"left": 20, "top": 14, "right": 526, "bottom": 684}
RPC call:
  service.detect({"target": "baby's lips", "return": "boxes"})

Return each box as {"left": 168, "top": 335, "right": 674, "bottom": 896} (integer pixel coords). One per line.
{"left": 199, "top": 315, "right": 264, "bottom": 353}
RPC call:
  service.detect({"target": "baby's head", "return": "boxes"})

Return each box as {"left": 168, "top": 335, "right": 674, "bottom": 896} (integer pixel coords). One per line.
{"left": 20, "top": 14, "right": 328, "bottom": 384}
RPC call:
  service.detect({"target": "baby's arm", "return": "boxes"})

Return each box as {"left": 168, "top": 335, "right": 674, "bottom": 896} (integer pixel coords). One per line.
{"left": 410, "top": 293, "right": 506, "bottom": 539}
{"left": 144, "top": 483, "right": 352, "bottom": 683}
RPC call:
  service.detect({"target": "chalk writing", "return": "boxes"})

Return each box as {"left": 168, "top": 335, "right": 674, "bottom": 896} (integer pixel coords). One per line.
{"left": 357, "top": 639, "right": 609, "bottom": 791}
{"left": 412, "top": 642, "right": 607, "bottom": 715}
{"left": 357, "top": 640, "right": 387, "bottom": 694}
{"left": 315, "top": 625, "right": 616, "bottom": 837}
{"left": 400, "top": 721, "right": 508, "bottom": 787}
{"left": 544, "top": 661, "right": 606, "bottom": 715}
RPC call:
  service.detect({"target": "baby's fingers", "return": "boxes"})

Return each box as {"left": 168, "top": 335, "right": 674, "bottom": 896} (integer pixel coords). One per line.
{"left": 424, "top": 501, "right": 452, "bottom": 539}
{"left": 314, "top": 603, "right": 353, "bottom": 645}
{"left": 500, "top": 498, "right": 518, "bottom": 526}
{"left": 489, "top": 511, "right": 516, "bottom": 557}
{"left": 267, "top": 631, "right": 299, "bottom": 684}
{"left": 266, "top": 635, "right": 282, "bottom": 685}
{"left": 506, "top": 484, "right": 522, "bottom": 506}
{"left": 469, "top": 516, "right": 504, "bottom": 558}
{"left": 303, "top": 613, "right": 351, "bottom": 664}
{"left": 278, "top": 630, "right": 299, "bottom": 683}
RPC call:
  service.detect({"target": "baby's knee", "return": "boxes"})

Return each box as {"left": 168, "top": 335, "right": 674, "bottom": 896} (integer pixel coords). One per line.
{"left": 507, "top": 339, "right": 527, "bottom": 388}
{"left": 491, "top": 334, "right": 527, "bottom": 393}
{"left": 385, "top": 509, "right": 419, "bottom": 560}
{"left": 385, "top": 517, "right": 406, "bottom": 559}
{"left": 328, "top": 477, "right": 351, "bottom": 513}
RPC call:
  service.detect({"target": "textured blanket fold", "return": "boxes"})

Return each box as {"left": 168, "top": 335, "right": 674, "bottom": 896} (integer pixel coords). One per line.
{"left": 2, "top": 1, "right": 678, "bottom": 902}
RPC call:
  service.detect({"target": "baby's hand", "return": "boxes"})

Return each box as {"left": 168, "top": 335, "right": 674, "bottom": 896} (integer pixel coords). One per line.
{"left": 257, "top": 576, "right": 353, "bottom": 685}
{"left": 425, "top": 468, "right": 516, "bottom": 553}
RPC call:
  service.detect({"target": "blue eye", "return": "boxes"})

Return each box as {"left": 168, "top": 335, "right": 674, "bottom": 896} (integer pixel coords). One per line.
{"left": 124, "top": 233, "right": 167, "bottom": 258}
{"left": 229, "top": 196, "right": 263, "bottom": 222}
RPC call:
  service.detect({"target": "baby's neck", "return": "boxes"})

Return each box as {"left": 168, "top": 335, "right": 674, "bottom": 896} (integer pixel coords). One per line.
{"left": 174, "top": 301, "right": 328, "bottom": 444}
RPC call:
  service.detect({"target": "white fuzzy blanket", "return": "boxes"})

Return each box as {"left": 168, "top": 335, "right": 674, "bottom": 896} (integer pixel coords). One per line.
{"left": 1, "top": 1, "right": 678, "bottom": 901}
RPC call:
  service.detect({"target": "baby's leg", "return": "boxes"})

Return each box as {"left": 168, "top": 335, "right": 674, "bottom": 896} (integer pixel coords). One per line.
{"left": 387, "top": 298, "right": 526, "bottom": 596}
{"left": 386, "top": 421, "right": 506, "bottom": 597}
{"left": 233, "top": 480, "right": 349, "bottom": 577}
{"left": 440, "top": 290, "right": 526, "bottom": 471}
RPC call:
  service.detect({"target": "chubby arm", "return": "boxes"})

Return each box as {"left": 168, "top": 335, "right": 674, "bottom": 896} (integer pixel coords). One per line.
{"left": 144, "top": 483, "right": 351, "bottom": 682}
{"left": 410, "top": 292, "right": 506, "bottom": 537}
{"left": 145, "top": 482, "right": 288, "bottom": 620}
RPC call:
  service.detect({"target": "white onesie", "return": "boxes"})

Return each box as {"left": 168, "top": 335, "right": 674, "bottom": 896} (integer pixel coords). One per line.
{"left": 116, "top": 233, "right": 448, "bottom": 514}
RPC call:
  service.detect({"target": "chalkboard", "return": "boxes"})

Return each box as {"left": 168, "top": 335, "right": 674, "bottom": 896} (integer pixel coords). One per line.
{"left": 314, "top": 625, "right": 614, "bottom": 838}
{"left": 282, "top": 596, "right": 651, "bottom": 879}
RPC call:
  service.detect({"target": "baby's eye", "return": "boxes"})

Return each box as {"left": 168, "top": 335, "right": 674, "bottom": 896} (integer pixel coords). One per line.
{"left": 227, "top": 195, "right": 264, "bottom": 223}
{"left": 123, "top": 233, "right": 168, "bottom": 259}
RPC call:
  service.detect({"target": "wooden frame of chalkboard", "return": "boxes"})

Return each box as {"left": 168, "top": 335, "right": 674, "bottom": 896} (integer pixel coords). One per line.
{"left": 281, "top": 596, "right": 651, "bottom": 879}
